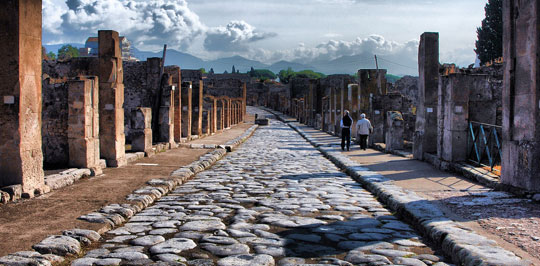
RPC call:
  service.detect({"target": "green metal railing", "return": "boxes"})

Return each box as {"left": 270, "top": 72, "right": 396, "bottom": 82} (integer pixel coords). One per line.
{"left": 467, "top": 121, "right": 502, "bottom": 173}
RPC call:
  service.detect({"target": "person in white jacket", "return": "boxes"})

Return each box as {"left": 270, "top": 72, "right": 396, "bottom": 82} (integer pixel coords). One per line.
{"left": 355, "top": 113, "right": 373, "bottom": 150}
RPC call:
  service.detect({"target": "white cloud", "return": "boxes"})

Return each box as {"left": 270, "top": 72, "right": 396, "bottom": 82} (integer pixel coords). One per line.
{"left": 43, "top": 0, "right": 205, "bottom": 51}
{"left": 203, "top": 20, "right": 277, "bottom": 52}
{"left": 246, "top": 35, "right": 418, "bottom": 64}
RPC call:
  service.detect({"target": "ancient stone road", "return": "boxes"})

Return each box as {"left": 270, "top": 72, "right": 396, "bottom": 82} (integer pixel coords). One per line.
{"left": 73, "top": 109, "right": 451, "bottom": 266}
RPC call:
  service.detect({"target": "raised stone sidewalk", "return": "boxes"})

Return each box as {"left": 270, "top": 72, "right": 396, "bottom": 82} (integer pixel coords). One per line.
{"left": 0, "top": 123, "right": 258, "bottom": 266}
{"left": 268, "top": 109, "right": 531, "bottom": 266}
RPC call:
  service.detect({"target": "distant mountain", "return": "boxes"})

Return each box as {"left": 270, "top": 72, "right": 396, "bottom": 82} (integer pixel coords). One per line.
{"left": 207, "top": 55, "right": 267, "bottom": 73}
{"left": 132, "top": 48, "right": 206, "bottom": 69}
{"left": 43, "top": 43, "right": 415, "bottom": 76}
{"left": 268, "top": 60, "right": 316, "bottom": 73}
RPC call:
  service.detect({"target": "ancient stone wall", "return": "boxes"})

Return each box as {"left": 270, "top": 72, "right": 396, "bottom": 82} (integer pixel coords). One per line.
{"left": 391, "top": 76, "right": 419, "bottom": 107}
{"left": 123, "top": 61, "right": 151, "bottom": 143}
{"left": 42, "top": 79, "right": 69, "bottom": 167}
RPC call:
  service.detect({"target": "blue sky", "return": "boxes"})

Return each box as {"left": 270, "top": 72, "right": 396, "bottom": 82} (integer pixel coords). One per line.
{"left": 43, "top": 0, "right": 488, "bottom": 74}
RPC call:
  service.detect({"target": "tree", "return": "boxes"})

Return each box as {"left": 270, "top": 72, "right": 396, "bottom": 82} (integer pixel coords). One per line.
{"left": 42, "top": 47, "right": 56, "bottom": 60}
{"left": 47, "top": 51, "right": 57, "bottom": 60}
{"left": 278, "top": 68, "right": 295, "bottom": 84}
{"left": 248, "top": 69, "right": 277, "bottom": 81}
{"left": 199, "top": 68, "right": 207, "bottom": 74}
{"left": 57, "top": 44, "right": 79, "bottom": 60}
{"left": 475, "top": 0, "right": 502, "bottom": 65}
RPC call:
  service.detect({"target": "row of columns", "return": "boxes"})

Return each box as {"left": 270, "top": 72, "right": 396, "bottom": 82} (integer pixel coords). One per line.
{"left": 0, "top": 0, "right": 248, "bottom": 196}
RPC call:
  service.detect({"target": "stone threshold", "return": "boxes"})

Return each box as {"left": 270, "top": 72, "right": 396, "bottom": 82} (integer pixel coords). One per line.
{"left": 0, "top": 125, "right": 258, "bottom": 266}
{"left": 267, "top": 108, "right": 530, "bottom": 266}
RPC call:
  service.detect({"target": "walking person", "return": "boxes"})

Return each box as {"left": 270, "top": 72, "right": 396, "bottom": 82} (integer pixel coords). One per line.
{"left": 355, "top": 113, "right": 373, "bottom": 150}
{"left": 340, "top": 110, "right": 353, "bottom": 151}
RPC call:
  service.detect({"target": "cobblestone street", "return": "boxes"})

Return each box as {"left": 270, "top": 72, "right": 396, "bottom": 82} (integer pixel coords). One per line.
{"left": 73, "top": 110, "right": 450, "bottom": 266}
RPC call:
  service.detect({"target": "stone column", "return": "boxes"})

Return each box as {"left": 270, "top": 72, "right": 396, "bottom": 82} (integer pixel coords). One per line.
{"left": 166, "top": 66, "right": 182, "bottom": 143}
{"left": 181, "top": 82, "right": 192, "bottom": 140}
{"left": 0, "top": 0, "right": 45, "bottom": 195}
{"left": 334, "top": 87, "right": 342, "bottom": 136}
{"left": 158, "top": 76, "right": 175, "bottom": 145}
{"left": 329, "top": 89, "right": 335, "bottom": 133}
{"left": 173, "top": 85, "right": 182, "bottom": 143}
{"left": 67, "top": 77, "right": 101, "bottom": 175}
{"left": 202, "top": 97, "right": 212, "bottom": 135}
{"left": 437, "top": 74, "right": 470, "bottom": 162}
{"left": 243, "top": 82, "right": 247, "bottom": 117}
{"left": 98, "top": 30, "right": 126, "bottom": 167}
{"left": 308, "top": 84, "right": 314, "bottom": 126}
{"left": 212, "top": 97, "right": 218, "bottom": 133}
{"left": 350, "top": 84, "right": 360, "bottom": 137}
{"left": 232, "top": 101, "right": 238, "bottom": 125}
{"left": 385, "top": 111, "right": 404, "bottom": 152}
{"left": 217, "top": 99, "right": 225, "bottom": 131}
{"left": 501, "top": 1, "right": 540, "bottom": 191}
{"left": 191, "top": 81, "right": 203, "bottom": 137}
{"left": 131, "top": 107, "right": 153, "bottom": 156}
{"left": 228, "top": 98, "right": 233, "bottom": 127}
{"left": 413, "top": 32, "right": 439, "bottom": 160}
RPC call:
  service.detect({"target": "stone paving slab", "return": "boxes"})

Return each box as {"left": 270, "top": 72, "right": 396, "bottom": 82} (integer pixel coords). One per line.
{"left": 0, "top": 122, "right": 259, "bottom": 265}
{"left": 267, "top": 109, "right": 530, "bottom": 266}
{"left": 70, "top": 108, "right": 453, "bottom": 266}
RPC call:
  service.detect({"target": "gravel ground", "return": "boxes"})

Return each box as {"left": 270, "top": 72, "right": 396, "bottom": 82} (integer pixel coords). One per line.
{"left": 425, "top": 190, "right": 540, "bottom": 261}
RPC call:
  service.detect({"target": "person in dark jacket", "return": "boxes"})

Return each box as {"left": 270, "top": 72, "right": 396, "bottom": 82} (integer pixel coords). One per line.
{"left": 340, "top": 110, "right": 353, "bottom": 151}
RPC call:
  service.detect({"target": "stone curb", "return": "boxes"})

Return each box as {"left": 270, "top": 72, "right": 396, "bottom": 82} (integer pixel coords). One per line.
{"left": 268, "top": 109, "right": 529, "bottom": 266}
{"left": 0, "top": 125, "right": 258, "bottom": 266}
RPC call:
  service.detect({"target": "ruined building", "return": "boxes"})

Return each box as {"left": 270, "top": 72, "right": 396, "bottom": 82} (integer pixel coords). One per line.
{"left": 0, "top": 6, "right": 247, "bottom": 203}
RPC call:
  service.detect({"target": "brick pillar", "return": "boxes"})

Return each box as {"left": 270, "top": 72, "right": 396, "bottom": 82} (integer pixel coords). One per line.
{"left": 329, "top": 89, "right": 335, "bottom": 133}
{"left": 131, "top": 107, "right": 153, "bottom": 156}
{"left": 350, "top": 84, "right": 360, "bottom": 137}
{"left": 159, "top": 76, "right": 174, "bottom": 145}
{"left": 437, "top": 74, "right": 471, "bottom": 162}
{"left": 173, "top": 84, "right": 182, "bottom": 143}
{"left": 202, "top": 97, "right": 212, "bottom": 135}
{"left": 218, "top": 99, "right": 225, "bottom": 131}
{"left": 334, "top": 88, "right": 342, "bottom": 136}
{"left": 308, "top": 84, "right": 314, "bottom": 126}
{"left": 0, "top": 0, "right": 45, "bottom": 194}
{"left": 229, "top": 98, "right": 233, "bottom": 127}
{"left": 413, "top": 32, "right": 439, "bottom": 160}
{"left": 166, "top": 66, "right": 182, "bottom": 143}
{"left": 243, "top": 82, "right": 247, "bottom": 117}
{"left": 385, "top": 111, "right": 404, "bottom": 152}
{"left": 212, "top": 98, "right": 218, "bottom": 133}
{"left": 98, "top": 30, "right": 126, "bottom": 167}
{"left": 502, "top": 1, "right": 540, "bottom": 191}
{"left": 181, "top": 82, "right": 192, "bottom": 139}
{"left": 67, "top": 77, "right": 102, "bottom": 175}
{"left": 230, "top": 101, "right": 235, "bottom": 126}
{"left": 191, "top": 81, "right": 203, "bottom": 136}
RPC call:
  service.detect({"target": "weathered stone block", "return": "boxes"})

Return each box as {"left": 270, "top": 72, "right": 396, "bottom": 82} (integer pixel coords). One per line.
{"left": 32, "top": 235, "right": 81, "bottom": 256}
{"left": 413, "top": 32, "right": 439, "bottom": 160}
{"left": 1, "top": 184, "right": 22, "bottom": 201}
{"left": 0, "top": 0, "right": 44, "bottom": 193}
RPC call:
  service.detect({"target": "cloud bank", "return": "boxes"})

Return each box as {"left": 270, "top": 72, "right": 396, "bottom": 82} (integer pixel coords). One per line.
{"left": 44, "top": 0, "right": 205, "bottom": 51}
{"left": 204, "top": 21, "right": 277, "bottom": 52}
